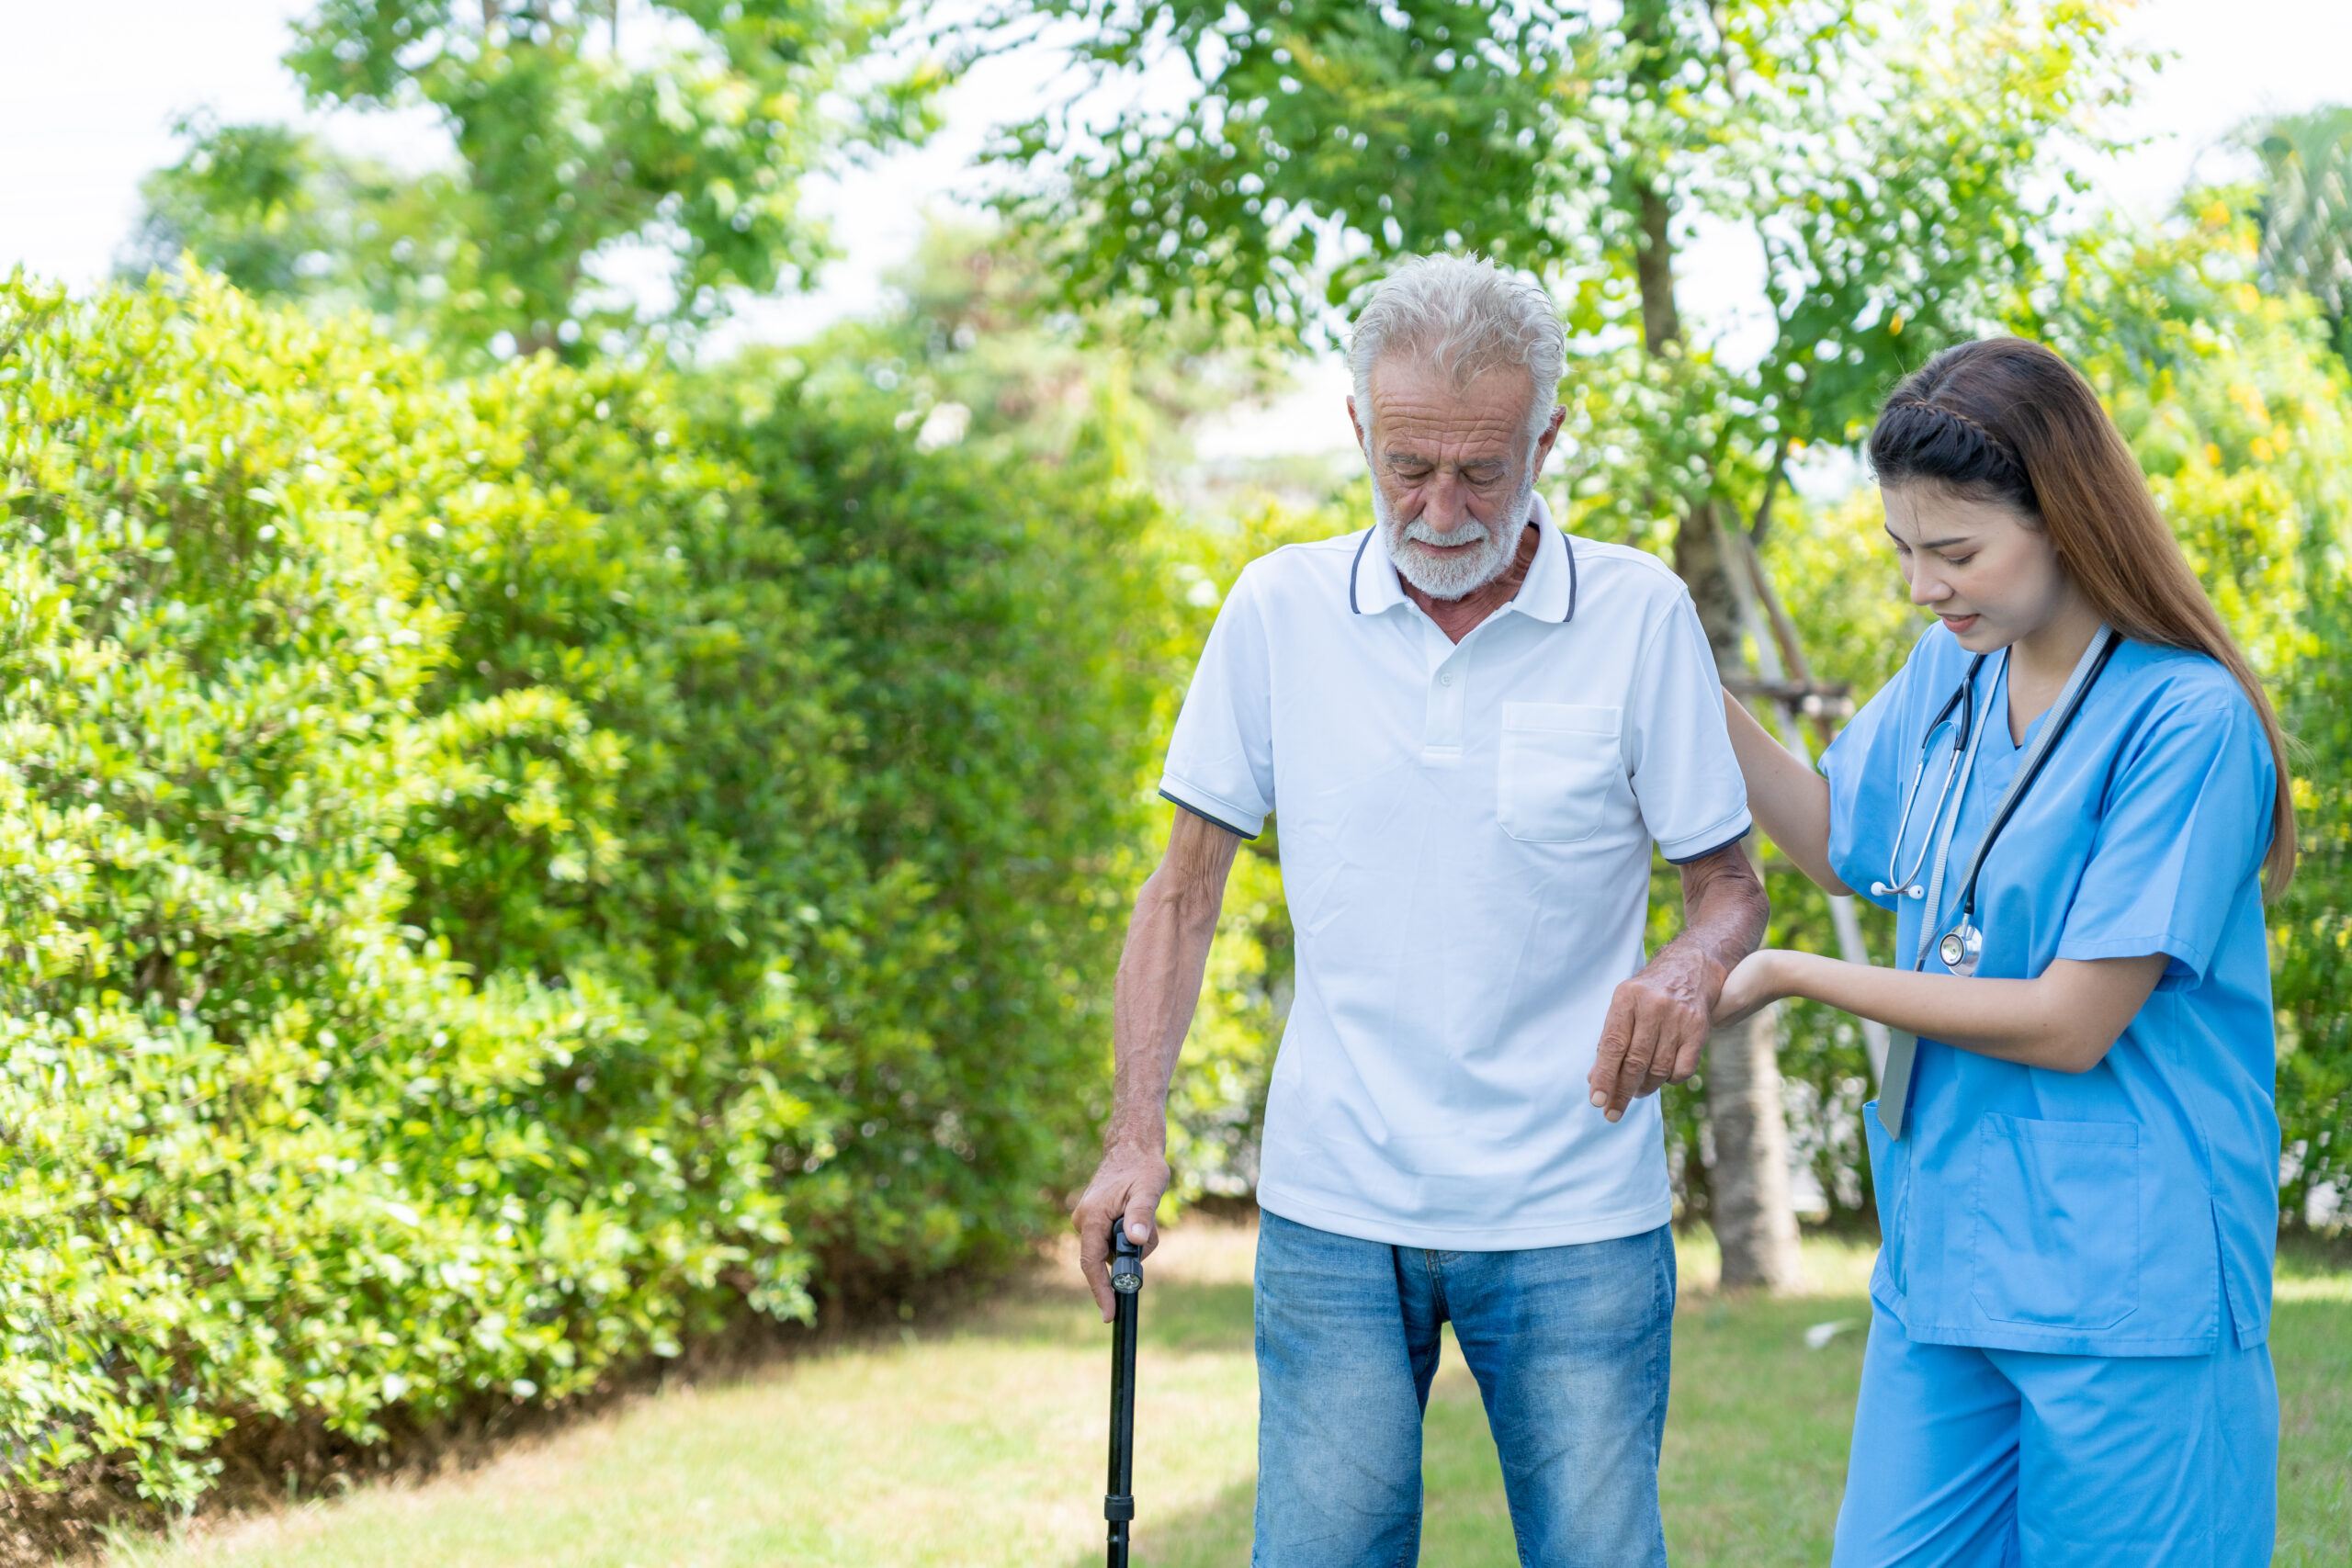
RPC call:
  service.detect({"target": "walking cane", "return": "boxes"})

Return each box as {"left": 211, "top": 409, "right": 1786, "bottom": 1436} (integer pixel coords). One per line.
{"left": 1104, "top": 1226, "right": 1144, "bottom": 1567}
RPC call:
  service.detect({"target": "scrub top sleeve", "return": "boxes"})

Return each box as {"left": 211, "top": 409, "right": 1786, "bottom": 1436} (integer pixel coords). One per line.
{"left": 1158, "top": 564, "right": 1276, "bottom": 840}
{"left": 2057, "top": 693, "right": 2272, "bottom": 988}
{"left": 1626, "top": 591, "right": 1752, "bottom": 864}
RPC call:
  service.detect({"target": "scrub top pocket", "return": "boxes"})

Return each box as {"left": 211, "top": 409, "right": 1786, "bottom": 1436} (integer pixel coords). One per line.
{"left": 1497, "top": 702, "right": 1621, "bottom": 843}
{"left": 1969, "top": 1113, "right": 2140, "bottom": 1331}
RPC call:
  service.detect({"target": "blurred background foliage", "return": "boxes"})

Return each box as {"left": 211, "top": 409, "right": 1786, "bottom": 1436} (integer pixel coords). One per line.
{"left": 1, "top": 0, "right": 2347, "bottom": 1529}
{"left": 129, "top": 0, "right": 939, "bottom": 364}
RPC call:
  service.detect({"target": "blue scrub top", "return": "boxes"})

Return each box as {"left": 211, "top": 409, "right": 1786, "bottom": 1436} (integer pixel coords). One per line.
{"left": 1823, "top": 624, "right": 2278, "bottom": 1357}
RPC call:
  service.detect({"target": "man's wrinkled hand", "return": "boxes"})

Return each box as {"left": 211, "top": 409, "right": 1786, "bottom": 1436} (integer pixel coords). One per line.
{"left": 1072, "top": 1143, "right": 1169, "bottom": 1321}
{"left": 1586, "top": 941, "right": 1726, "bottom": 1123}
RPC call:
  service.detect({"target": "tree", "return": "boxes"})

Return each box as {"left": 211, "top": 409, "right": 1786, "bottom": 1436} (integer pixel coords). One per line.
{"left": 131, "top": 0, "right": 938, "bottom": 360}
{"left": 978, "top": 0, "right": 2131, "bottom": 1281}
{"left": 2246, "top": 106, "right": 2352, "bottom": 366}
{"left": 791, "top": 216, "right": 1290, "bottom": 464}
{"left": 121, "top": 115, "right": 404, "bottom": 305}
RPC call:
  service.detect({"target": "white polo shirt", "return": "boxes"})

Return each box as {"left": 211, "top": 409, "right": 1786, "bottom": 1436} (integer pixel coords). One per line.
{"left": 1160, "top": 494, "right": 1750, "bottom": 1250}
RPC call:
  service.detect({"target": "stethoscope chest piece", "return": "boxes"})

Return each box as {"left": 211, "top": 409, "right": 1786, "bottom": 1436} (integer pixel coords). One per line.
{"left": 1916, "top": 627, "right": 2121, "bottom": 989}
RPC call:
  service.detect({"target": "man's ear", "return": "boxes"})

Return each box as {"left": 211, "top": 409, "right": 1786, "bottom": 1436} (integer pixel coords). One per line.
{"left": 1531, "top": 403, "right": 1567, "bottom": 477}
{"left": 1346, "top": 394, "right": 1367, "bottom": 453}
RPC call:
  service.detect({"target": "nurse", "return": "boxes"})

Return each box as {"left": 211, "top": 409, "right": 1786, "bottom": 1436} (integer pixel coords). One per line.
{"left": 1713, "top": 336, "right": 2296, "bottom": 1565}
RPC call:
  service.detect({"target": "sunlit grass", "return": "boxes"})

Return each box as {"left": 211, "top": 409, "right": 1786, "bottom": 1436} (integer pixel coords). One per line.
{"left": 102, "top": 1224, "right": 2348, "bottom": 1568}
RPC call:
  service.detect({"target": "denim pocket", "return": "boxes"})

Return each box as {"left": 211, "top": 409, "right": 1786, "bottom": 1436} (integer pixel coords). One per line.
{"left": 1968, "top": 1113, "right": 2140, "bottom": 1330}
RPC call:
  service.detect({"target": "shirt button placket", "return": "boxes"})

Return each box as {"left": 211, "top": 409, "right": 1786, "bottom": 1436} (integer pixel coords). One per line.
{"left": 1424, "top": 655, "right": 1465, "bottom": 761}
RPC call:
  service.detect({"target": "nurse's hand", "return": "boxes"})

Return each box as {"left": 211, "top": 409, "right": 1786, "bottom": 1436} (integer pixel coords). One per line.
{"left": 1713, "top": 950, "right": 1790, "bottom": 1031}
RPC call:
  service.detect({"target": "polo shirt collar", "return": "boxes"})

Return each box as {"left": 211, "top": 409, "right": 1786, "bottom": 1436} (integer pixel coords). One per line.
{"left": 1349, "top": 491, "right": 1577, "bottom": 625}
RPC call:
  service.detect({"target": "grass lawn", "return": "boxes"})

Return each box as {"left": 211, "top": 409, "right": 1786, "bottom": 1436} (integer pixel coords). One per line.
{"left": 106, "top": 1224, "right": 2350, "bottom": 1568}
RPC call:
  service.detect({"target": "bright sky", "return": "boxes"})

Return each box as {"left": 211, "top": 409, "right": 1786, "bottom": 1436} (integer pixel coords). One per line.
{"left": 4, "top": 0, "right": 2346, "bottom": 457}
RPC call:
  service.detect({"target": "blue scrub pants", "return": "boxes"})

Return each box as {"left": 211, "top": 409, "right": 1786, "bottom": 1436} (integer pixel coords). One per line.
{"left": 1833, "top": 1303, "right": 2278, "bottom": 1566}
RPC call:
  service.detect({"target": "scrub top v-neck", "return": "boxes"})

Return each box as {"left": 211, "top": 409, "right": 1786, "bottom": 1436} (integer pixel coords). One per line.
{"left": 1822, "top": 623, "right": 2279, "bottom": 1357}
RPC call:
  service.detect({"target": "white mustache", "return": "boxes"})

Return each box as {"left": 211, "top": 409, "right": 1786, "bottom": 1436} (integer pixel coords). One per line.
{"left": 1400, "top": 517, "right": 1491, "bottom": 547}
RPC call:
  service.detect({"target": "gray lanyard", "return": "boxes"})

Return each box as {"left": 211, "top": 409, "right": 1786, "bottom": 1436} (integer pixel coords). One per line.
{"left": 1878, "top": 626, "right": 2118, "bottom": 1136}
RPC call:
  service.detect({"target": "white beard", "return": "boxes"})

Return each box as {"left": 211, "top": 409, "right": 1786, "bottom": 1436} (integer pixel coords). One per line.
{"left": 1374, "top": 468, "right": 1537, "bottom": 600}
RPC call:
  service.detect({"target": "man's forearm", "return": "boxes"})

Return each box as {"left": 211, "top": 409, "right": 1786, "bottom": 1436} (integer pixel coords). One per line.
{"left": 1074, "top": 811, "right": 1239, "bottom": 1316}
{"left": 1104, "top": 886, "right": 1222, "bottom": 1148}
{"left": 1588, "top": 841, "right": 1770, "bottom": 1118}
{"left": 1102, "top": 812, "right": 1239, "bottom": 1150}
{"left": 1672, "top": 842, "right": 1770, "bottom": 975}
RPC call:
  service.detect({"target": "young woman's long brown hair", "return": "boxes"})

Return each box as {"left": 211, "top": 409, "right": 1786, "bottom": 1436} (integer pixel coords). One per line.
{"left": 1868, "top": 336, "right": 2297, "bottom": 897}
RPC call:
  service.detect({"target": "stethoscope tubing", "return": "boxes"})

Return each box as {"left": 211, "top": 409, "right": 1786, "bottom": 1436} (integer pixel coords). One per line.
{"left": 1942, "top": 628, "right": 2123, "bottom": 938}
{"left": 1876, "top": 656, "right": 1988, "bottom": 902}
{"left": 1877, "top": 626, "right": 2123, "bottom": 1133}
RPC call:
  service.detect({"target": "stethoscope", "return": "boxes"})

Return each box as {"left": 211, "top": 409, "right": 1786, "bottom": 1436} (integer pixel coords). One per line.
{"left": 1870, "top": 655, "right": 1990, "bottom": 903}
{"left": 1877, "top": 628, "right": 2122, "bottom": 978}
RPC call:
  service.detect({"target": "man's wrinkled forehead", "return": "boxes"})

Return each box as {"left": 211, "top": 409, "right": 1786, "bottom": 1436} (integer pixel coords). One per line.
{"left": 1365, "top": 355, "right": 1534, "bottom": 458}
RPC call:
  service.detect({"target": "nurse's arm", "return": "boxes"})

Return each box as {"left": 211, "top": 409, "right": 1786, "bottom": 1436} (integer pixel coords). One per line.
{"left": 1716, "top": 950, "right": 2171, "bottom": 1073}
{"left": 1720, "top": 692, "right": 1849, "bottom": 895}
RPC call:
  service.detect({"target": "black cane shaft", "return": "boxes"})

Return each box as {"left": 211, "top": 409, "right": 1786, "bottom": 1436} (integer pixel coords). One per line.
{"left": 1106, "top": 1288, "right": 1136, "bottom": 1565}
{"left": 1105, "top": 1231, "right": 1144, "bottom": 1567}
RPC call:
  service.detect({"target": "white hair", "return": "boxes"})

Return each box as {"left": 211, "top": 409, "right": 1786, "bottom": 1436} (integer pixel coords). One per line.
{"left": 1348, "top": 254, "right": 1566, "bottom": 448}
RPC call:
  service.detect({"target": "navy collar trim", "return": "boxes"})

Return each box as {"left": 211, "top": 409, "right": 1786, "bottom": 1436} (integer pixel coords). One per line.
{"left": 1351, "top": 525, "right": 1577, "bottom": 624}
{"left": 1562, "top": 527, "right": 1577, "bottom": 623}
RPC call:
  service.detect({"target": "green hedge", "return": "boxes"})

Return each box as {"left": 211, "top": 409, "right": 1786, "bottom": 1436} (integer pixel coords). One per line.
{"left": 0, "top": 272, "right": 1173, "bottom": 1510}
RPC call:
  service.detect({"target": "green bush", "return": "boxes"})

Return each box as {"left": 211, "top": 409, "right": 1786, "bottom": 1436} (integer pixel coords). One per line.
{"left": 697, "top": 359, "right": 1181, "bottom": 1280}
{"left": 0, "top": 270, "right": 1176, "bottom": 1514}
{"left": 0, "top": 274, "right": 663, "bottom": 1508}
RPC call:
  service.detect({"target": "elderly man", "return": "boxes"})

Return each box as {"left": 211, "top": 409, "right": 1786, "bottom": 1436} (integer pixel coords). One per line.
{"left": 1073, "top": 255, "right": 1767, "bottom": 1565}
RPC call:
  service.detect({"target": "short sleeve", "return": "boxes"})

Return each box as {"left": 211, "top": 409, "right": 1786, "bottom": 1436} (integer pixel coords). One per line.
{"left": 1624, "top": 590, "right": 1752, "bottom": 863}
{"left": 1159, "top": 565, "right": 1276, "bottom": 839}
{"left": 2057, "top": 693, "right": 2273, "bottom": 987}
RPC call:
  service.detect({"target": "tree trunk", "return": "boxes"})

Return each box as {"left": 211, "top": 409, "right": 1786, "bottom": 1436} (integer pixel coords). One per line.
{"left": 1670, "top": 499, "right": 1746, "bottom": 671}
{"left": 1677, "top": 513, "right": 1805, "bottom": 1291}
{"left": 1616, "top": 109, "right": 1805, "bottom": 1281}
{"left": 1635, "top": 186, "right": 1681, "bottom": 356}
{"left": 1704, "top": 1002, "right": 1805, "bottom": 1291}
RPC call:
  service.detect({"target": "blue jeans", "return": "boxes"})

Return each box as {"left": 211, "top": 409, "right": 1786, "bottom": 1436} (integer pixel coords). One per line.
{"left": 1252, "top": 1209, "right": 1676, "bottom": 1567}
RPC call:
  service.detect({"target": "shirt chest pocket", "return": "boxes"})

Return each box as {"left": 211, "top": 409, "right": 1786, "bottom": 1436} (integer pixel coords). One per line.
{"left": 1497, "top": 702, "right": 1623, "bottom": 844}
